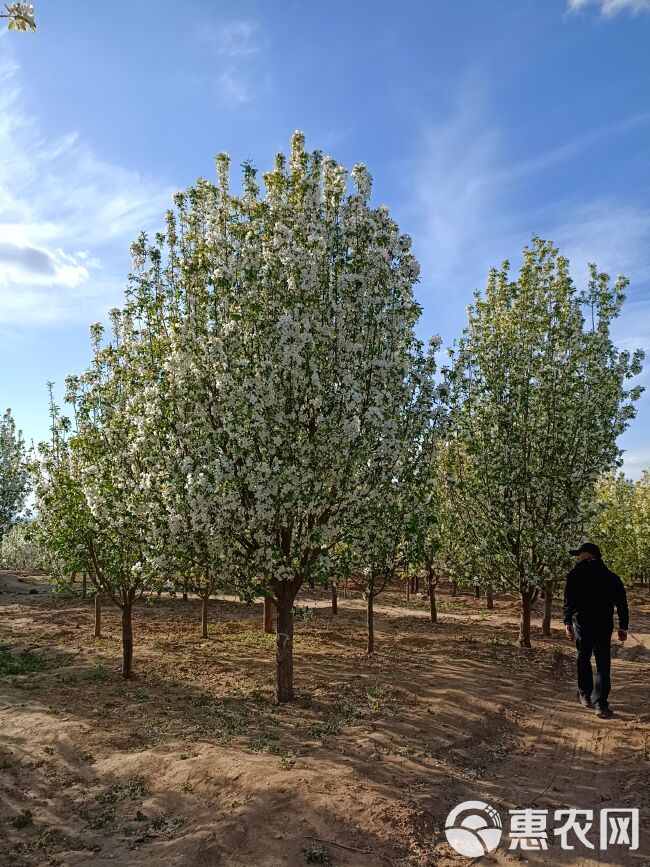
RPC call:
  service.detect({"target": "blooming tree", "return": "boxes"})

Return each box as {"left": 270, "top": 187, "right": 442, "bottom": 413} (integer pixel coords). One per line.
{"left": 400, "top": 419, "right": 452, "bottom": 624}
{"left": 591, "top": 470, "right": 650, "bottom": 585}
{"left": 442, "top": 238, "right": 644, "bottom": 646}
{"left": 0, "top": 408, "right": 29, "bottom": 543}
{"left": 60, "top": 313, "right": 172, "bottom": 676}
{"left": 32, "top": 386, "right": 102, "bottom": 623}
{"left": 352, "top": 469, "right": 422, "bottom": 653}
{"left": 432, "top": 450, "right": 506, "bottom": 611}
{"left": 0, "top": 523, "right": 50, "bottom": 572}
{"left": 129, "top": 133, "right": 439, "bottom": 700}
{"left": 118, "top": 241, "right": 238, "bottom": 639}
{"left": 1, "top": 3, "right": 35, "bottom": 31}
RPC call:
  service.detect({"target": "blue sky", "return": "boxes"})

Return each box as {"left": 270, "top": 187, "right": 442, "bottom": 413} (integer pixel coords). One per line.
{"left": 1, "top": 0, "right": 649, "bottom": 475}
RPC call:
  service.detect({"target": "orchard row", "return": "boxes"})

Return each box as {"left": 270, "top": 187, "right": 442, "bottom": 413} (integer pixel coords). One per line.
{"left": 1, "top": 134, "right": 644, "bottom": 701}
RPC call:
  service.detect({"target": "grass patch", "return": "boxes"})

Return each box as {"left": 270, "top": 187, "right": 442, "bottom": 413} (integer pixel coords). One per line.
{"left": 96, "top": 777, "right": 148, "bottom": 805}
{"left": 219, "top": 630, "right": 275, "bottom": 650}
{"left": 179, "top": 749, "right": 198, "bottom": 760}
{"left": 439, "top": 598, "right": 470, "bottom": 612}
{"left": 308, "top": 693, "right": 367, "bottom": 741}
{"left": 366, "top": 684, "right": 387, "bottom": 710}
{"left": 0, "top": 645, "right": 46, "bottom": 676}
{"left": 304, "top": 844, "right": 331, "bottom": 864}
{"left": 95, "top": 701, "right": 112, "bottom": 719}
{"left": 11, "top": 828, "right": 91, "bottom": 857}
{"left": 249, "top": 735, "right": 289, "bottom": 756}
{"left": 11, "top": 809, "right": 33, "bottom": 829}
{"left": 147, "top": 814, "right": 185, "bottom": 835}
{"left": 82, "top": 807, "right": 116, "bottom": 829}
{"left": 194, "top": 705, "right": 249, "bottom": 742}
{"left": 307, "top": 719, "right": 341, "bottom": 740}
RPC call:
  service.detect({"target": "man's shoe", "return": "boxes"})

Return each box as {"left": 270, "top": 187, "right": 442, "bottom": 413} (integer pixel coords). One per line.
{"left": 595, "top": 706, "right": 614, "bottom": 719}
{"left": 577, "top": 692, "right": 593, "bottom": 708}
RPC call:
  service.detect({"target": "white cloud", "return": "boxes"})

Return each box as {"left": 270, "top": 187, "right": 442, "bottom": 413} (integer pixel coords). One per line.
{"left": 554, "top": 205, "right": 650, "bottom": 480}
{"left": 218, "top": 69, "right": 253, "bottom": 106}
{"left": 0, "top": 57, "right": 173, "bottom": 327}
{"left": 410, "top": 86, "right": 650, "bottom": 300}
{"left": 482, "top": 112, "right": 650, "bottom": 193}
{"left": 198, "top": 19, "right": 267, "bottom": 107}
{"left": 552, "top": 202, "right": 650, "bottom": 287}
{"left": 410, "top": 85, "right": 503, "bottom": 286}
{"left": 568, "top": 0, "right": 650, "bottom": 16}
{"left": 620, "top": 448, "right": 650, "bottom": 479}
{"left": 209, "top": 20, "right": 261, "bottom": 58}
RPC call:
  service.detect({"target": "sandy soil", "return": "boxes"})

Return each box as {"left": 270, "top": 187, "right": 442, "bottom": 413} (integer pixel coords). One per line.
{"left": 0, "top": 570, "right": 648, "bottom": 866}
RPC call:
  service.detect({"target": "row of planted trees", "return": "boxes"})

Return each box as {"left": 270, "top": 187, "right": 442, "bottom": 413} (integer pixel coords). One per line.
{"left": 28, "top": 133, "right": 644, "bottom": 702}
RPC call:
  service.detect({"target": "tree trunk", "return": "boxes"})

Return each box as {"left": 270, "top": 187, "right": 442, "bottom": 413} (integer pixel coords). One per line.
{"left": 451, "top": 580, "right": 458, "bottom": 597}
{"left": 81, "top": 572, "right": 87, "bottom": 600}
{"left": 428, "top": 574, "right": 437, "bottom": 624}
{"left": 263, "top": 595, "right": 274, "bottom": 634}
{"left": 201, "top": 594, "right": 209, "bottom": 639}
{"left": 275, "top": 599, "right": 294, "bottom": 703}
{"left": 486, "top": 590, "right": 494, "bottom": 610}
{"left": 121, "top": 602, "right": 134, "bottom": 678}
{"left": 273, "top": 578, "right": 301, "bottom": 703}
{"left": 475, "top": 584, "right": 480, "bottom": 599}
{"left": 367, "top": 590, "right": 374, "bottom": 654}
{"left": 519, "top": 587, "right": 534, "bottom": 648}
{"left": 182, "top": 579, "right": 188, "bottom": 602}
{"left": 426, "top": 563, "right": 437, "bottom": 624}
{"left": 331, "top": 583, "right": 338, "bottom": 615}
{"left": 542, "top": 583, "right": 553, "bottom": 637}
{"left": 94, "top": 595, "right": 101, "bottom": 638}
{"left": 308, "top": 579, "right": 315, "bottom": 590}
{"left": 406, "top": 577, "right": 410, "bottom": 601}
{"left": 414, "top": 573, "right": 419, "bottom": 594}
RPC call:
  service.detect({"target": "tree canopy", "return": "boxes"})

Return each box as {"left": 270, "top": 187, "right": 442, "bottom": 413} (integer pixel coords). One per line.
{"left": 0, "top": 408, "right": 29, "bottom": 542}
{"left": 440, "top": 238, "right": 644, "bottom": 645}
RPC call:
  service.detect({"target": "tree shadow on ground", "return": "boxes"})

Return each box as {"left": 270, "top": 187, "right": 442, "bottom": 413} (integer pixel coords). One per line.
{"left": 1, "top": 574, "right": 648, "bottom": 865}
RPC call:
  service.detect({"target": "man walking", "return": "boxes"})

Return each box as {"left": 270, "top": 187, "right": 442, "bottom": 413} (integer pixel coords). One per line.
{"left": 563, "top": 542, "right": 629, "bottom": 719}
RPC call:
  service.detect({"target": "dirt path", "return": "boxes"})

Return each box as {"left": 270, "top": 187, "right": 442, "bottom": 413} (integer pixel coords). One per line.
{"left": 0, "top": 571, "right": 648, "bottom": 866}
{"left": 0, "top": 572, "right": 52, "bottom": 597}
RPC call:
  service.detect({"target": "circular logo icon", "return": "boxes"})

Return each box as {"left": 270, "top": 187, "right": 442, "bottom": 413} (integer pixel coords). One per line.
{"left": 445, "top": 800, "right": 502, "bottom": 857}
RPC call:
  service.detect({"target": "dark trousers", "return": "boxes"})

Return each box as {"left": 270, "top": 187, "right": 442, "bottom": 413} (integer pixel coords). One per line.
{"left": 574, "top": 623, "right": 612, "bottom": 709}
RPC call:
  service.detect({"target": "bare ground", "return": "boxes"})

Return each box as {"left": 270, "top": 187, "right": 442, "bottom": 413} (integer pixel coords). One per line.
{"left": 0, "top": 570, "right": 648, "bottom": 866}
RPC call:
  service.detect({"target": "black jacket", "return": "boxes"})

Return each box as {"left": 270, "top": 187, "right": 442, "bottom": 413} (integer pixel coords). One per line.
{"left": 563, "top": 557, "right": 629, "bottom": 632}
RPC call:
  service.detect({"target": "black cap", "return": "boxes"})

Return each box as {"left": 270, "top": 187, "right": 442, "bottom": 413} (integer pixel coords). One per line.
{"left": 569, "top": 542, "right": 601, "bottom": 558}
